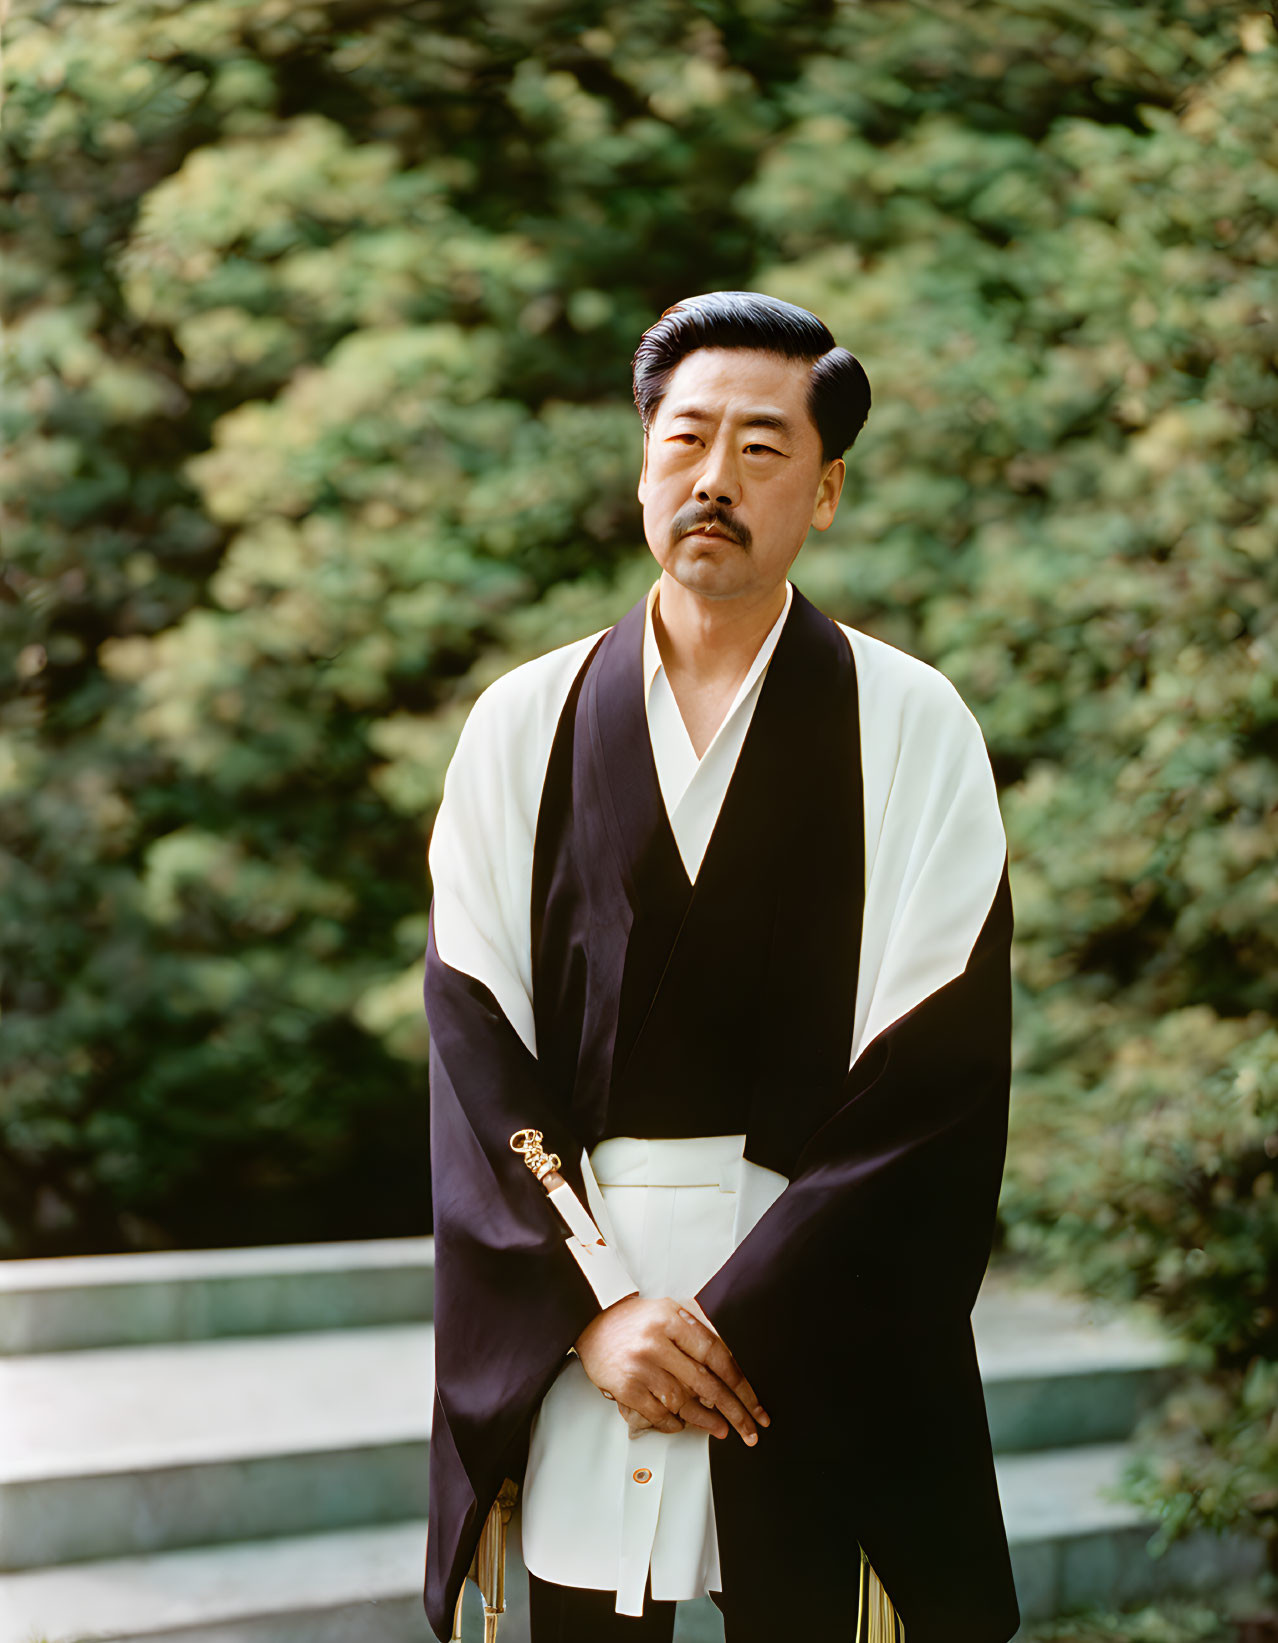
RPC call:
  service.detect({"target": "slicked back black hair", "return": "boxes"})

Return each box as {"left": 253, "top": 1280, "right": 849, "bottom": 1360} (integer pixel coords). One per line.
{"left": 631, "top": 290, "right": 871, "bottom": 465}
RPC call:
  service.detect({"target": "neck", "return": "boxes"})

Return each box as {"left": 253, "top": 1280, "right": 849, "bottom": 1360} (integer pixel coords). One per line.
{"left": 653, "top": 574, "right": 788, "bottom": 684}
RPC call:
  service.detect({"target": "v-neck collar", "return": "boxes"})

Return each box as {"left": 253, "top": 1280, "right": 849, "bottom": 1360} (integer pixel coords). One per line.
{"left": 585, "top": 581, "right": 802, "bottom": 909}
{"left": 641, "top": 580, "right": 795, "bottom": 870}
{"left": 642, "top": 579, "right": 793, "bottom": 760}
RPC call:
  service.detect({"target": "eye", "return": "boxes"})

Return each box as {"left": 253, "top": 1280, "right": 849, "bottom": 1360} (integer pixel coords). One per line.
{"left": 745, "top": 443, "right": 780, "bottom": 455}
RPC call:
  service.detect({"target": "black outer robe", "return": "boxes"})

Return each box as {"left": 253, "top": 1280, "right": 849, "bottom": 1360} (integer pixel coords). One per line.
{"left": 423, "top": 586, "right": 1020, "bottom": 1643}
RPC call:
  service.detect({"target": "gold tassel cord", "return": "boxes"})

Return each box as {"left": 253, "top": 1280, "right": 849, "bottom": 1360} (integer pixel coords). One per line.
{"left": 857, "top": 1543, "right": 904, "bottom": 1643}
{"left": 450, "top": 1583, "right": 464, "bottom": 1643}
{"left": 452, "top": 1478, "right": 519, "bottom": 1643}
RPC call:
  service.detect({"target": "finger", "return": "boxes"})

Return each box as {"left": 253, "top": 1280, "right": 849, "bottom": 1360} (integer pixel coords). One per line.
{"left": 663, "top": 1349, "right": 758, "bottom": 1445}
{"left": 652, "top": 1333, "right": 761, "bottom": 1444}
{"left": 666, "top": 1308, "right": 757, "bottom": 1404}
{"left": 647, "top": 1366, "right": 696, "bottom": 1432}
{"left": 672, "top": 1394, "right": 730, "bottom": 1440}
{"left": 619, "top": 1375, "right": 686, "bottom": 1434}
{"left": 645, "top": 1366, "right": 699, "bottom": 1429}
{"left": 669, "top": 1310, "right": 769, "bottom": 1423}
{"left": 616, "top": 1402, "right": 657, "bottom": 1438}
{"left": 653, "top": 1340, "right": 753, "bottom": 1434}
{"left": 680, "top": 1297, "right": 720, "bottom": 1337}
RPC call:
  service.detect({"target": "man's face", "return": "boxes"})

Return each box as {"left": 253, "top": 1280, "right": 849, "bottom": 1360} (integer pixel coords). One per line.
{"left": 637, "top": 346, "right": 845, "bottom": 601}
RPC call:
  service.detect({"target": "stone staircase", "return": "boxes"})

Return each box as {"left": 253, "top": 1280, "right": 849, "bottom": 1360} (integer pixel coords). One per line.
{"left": 0, "top": 1243, "right": 1263, "bottom": 1643}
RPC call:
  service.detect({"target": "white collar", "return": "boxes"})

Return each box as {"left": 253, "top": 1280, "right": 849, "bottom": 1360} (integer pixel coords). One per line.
{"left": 641, "top": 577, "right": 794, "bottom": 716}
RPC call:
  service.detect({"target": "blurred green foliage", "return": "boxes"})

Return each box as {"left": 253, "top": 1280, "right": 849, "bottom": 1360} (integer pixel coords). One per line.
{"left": 1, "top": 0, "right": 1276, "bottom": 1553}
{"left": 1021, "top": 1598, "right": 1240, "bottom": 1643}
{"left": 1019, "top": 1597, "right": 1246, "bottom": 1643}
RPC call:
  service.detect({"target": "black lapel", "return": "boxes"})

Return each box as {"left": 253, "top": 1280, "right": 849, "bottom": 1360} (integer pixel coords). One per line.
{"left": 584, "top": 593, "right": 691, "bottom": 910}
{"left": 531, "top": 581, "right": 864, "bottom": 1168}
{"left": 610, "top": 585, "right": 865, "bottom": 1167}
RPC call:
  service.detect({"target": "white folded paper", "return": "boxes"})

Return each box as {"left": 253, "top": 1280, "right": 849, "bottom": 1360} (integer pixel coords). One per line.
{"left": 547, "top": 1180, "right": 640, "bottom": 1310}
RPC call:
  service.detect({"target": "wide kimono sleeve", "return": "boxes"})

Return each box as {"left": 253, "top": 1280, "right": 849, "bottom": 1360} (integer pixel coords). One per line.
{"left": 693, "top": 640, "right": 1016, "bottom": 1643}
{"left": 423, "top": 650, "right": 637, "bottom": 1641}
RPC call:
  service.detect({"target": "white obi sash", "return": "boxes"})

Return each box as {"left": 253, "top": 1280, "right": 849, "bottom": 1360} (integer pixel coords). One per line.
{"left": 519, "top": 1133, "right": 788, "bottom": 1615}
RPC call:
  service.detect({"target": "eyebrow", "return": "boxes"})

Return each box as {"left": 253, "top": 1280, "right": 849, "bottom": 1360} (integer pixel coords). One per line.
{"left": 667, "top": 406, "right": 798, "bottom": 438}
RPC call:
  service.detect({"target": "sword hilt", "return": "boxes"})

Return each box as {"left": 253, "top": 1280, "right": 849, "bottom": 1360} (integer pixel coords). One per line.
{"left": 509, "top": 1127, "right": 563, "bottom": 1186}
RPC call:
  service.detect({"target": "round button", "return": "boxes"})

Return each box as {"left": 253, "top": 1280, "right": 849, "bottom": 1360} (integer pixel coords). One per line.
{"left": 632, "top": 1468, "right": 652, "bottom": 1484}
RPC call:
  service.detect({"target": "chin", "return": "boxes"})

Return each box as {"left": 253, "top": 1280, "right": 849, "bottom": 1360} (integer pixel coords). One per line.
{"left": 666, "top": 543, "right": 749, "bottom": 597}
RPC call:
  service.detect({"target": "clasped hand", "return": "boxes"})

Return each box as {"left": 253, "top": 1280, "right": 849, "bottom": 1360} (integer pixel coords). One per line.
{"left": 572, "top": 1294, "right": 769, "bottom": 1446}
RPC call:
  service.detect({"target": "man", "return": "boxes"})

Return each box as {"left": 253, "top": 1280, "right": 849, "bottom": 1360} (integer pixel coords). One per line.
{"left": 423, "top": 291, "right": 1019, "bottom": 1643}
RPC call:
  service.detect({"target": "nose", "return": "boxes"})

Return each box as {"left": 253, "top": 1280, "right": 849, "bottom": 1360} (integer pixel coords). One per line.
{"left": 693, "top": 435, "right": 741, "bottom": 509}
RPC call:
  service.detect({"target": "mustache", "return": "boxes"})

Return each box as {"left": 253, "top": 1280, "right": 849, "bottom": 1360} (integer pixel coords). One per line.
{"left": 672, "top": 507, "right": 751, "bottom": 550}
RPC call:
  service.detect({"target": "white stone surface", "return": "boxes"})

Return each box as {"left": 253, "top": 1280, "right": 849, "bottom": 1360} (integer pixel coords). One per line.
{"left": 0, "top": 1240, "right": 433, "bottom": 1295}
{"left": 0, "top": 1326, "right": 434, "bottom": 1483}
{"left": 0, "top": 1258, "right": 1239, "bottom": 1642}
{"left": 0, "top": 1519, "right": 432, "bottom": 1643}
{"left": 3, "top": 1444, "right": 1252, "bottom": 1643}
{"left": 997, "top": 1442, "right": 1144, "bottom": 1540}
{"left": 973, "top": 1269, "right": 1180, "bottom": 1380}
{"left": 0, "top": 1240, "right": 436, "bottom": 1355}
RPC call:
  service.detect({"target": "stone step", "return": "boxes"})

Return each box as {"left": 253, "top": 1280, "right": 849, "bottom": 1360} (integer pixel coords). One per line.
{"left": 973, "top": 1269, "right": 1184, "bottom": 1453}
{"left": 999, "top": 1442, "right": 1265, "bottom": 1627}
{"left": 2, "top": 1279, "right": 1186, "bottom": 1572}
{"left": 0, "top": 1239, "right": 434, "bottom": 1354}
{"left": 0, "top": 1325, "right": 434, "bottom": 1570}
{"left": 0, "top": 1447, "right": 1265, "bottom": 1643}
{"left": 1, "top": 1238, "right": 1181, "bottom": 1465}
{"left": 0, "top": 1520, "right": 438, "bottom": 1643}
{"left": 2, "top": 1239, "right": 1180, "bottom": 1461}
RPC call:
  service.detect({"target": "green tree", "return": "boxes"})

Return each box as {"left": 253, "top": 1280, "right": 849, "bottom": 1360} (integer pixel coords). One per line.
{"left": 0, "top": 0, "right": 842, "bottom": 1250}
{"left": 2, "top": 10, "right": 1275, "bottom": 1575}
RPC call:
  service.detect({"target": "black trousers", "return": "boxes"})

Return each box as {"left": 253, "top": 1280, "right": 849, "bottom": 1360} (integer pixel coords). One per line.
{"left": 527, "top": 1569, "right": 763, "bottom": 1643}
{"left": 527, "top": 1569, "right": 677, "bottom": 1643}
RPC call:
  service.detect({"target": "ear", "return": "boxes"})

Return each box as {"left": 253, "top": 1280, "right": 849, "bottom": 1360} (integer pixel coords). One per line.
{"left": 637, "top": 431, "right": 650, "bottom": 503}
{"left": 811, "top": 458, "right": 846, "bottom": 531}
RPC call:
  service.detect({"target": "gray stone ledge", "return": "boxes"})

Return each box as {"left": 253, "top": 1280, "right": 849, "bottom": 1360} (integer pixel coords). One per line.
{"left": 0, "top": 1240, "right": 435, "bottom": 1354}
